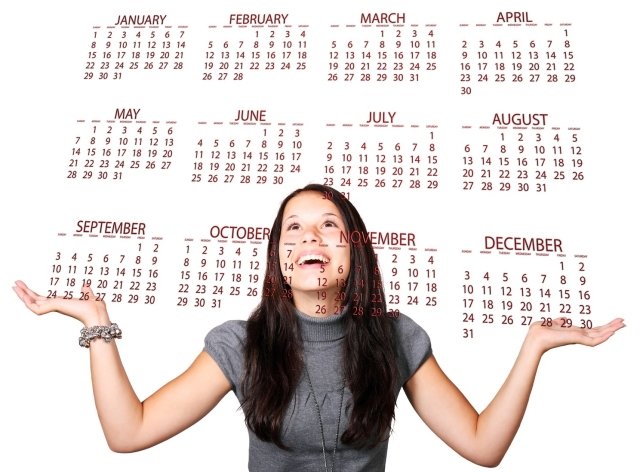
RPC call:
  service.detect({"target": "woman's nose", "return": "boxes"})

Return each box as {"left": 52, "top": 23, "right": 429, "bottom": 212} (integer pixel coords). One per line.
{"left": 302, "top": 228, "right": 320, "bottom": 244}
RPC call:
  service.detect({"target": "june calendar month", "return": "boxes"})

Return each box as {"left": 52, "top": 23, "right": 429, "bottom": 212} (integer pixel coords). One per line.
{"left": 192, "top": 109, "right": 304, "bottom": 187}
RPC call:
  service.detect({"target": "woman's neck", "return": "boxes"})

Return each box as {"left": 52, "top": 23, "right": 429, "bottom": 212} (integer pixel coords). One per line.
{"left": 292, "top": 288, "right": 343, "bottom": 318}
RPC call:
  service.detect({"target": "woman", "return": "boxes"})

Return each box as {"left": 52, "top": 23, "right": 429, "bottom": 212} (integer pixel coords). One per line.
{"left": 12, "top": 183, "right": 624, "bottom": 471}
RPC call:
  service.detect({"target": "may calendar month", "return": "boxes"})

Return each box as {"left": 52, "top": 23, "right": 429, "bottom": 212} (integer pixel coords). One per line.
{"left": 84, "top": 13, "right": 188, "bottom": 81}
{"left": 66, "top": 107, "right": 178, "bottom": 182}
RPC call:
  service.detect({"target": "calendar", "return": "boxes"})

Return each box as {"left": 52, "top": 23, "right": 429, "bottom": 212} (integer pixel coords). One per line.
{"left": 1, "top": 1, "right": 638, "bottom": 472}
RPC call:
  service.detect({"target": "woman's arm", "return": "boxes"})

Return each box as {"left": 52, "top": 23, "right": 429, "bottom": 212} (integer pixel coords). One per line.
{"left": 13, "top": 280, "right": 232, "bottom": 453}
{"left": 403, "top": 317, "right": 624, "bottom": 467}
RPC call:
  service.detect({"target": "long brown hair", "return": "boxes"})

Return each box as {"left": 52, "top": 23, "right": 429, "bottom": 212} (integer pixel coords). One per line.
{"left": 241, "top": 184, "right": 398, "bottom": 449}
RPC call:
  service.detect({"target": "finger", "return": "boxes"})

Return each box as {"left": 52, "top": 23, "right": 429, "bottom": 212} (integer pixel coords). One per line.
{"left": 584, "top": 318, "right": 625, "bottom": 336}
{"left": 80, "top": 281, "right": 96, "bottom": 300}
{"left": 12, "top": 284, "right": 30, "bottom": 304}
{"left": 13, "top": 285, "right": 51, "bottom": 315}
{"left": 14, "top": 280, "right": 43, "bottom": 300}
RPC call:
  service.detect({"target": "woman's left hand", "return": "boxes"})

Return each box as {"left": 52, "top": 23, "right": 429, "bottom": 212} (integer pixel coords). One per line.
{"left": 526, "top": 317, "right": 625, "bottom": 354}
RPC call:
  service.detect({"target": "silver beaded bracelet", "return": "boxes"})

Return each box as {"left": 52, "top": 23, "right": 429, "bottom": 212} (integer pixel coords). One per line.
{"left": 79, "top": 323, "right": 122, "bottom": 348}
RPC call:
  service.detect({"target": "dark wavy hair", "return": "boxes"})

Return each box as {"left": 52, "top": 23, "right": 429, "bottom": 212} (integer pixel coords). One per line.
{"left": 241, "top": 183, "right": 399, "bottom": 450}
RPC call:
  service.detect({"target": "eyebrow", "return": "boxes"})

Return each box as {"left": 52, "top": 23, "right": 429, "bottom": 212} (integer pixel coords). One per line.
{"left": 285, "top": 212, "right": 340, "bottom": 221}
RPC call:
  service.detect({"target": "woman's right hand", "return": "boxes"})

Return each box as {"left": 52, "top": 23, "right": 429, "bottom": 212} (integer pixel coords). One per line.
{"left": 13, "top": 280, "right": 110, "bottom": 326}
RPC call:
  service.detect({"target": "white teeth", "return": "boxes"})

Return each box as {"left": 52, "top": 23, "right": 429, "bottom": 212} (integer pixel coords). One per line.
{"left": 297, "top": 254, "right": 329, "bottom": 265}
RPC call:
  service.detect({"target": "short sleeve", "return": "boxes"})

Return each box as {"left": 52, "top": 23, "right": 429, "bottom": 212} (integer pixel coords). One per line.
{"left": 203, "top": 320, "right": 247, "bottom": 396}
{"left": 393, "top": 312, "right": 432, "bottom": 386}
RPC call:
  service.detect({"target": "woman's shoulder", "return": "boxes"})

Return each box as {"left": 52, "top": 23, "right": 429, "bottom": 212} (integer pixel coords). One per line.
{"left": 390, "top": 311, "right": 433, "bottom": 385}
{"left": 205, "top": 319, "right": 247, "bottom": 341}
{"left": 203, "top": 319, "right": 247, "bottom": 392}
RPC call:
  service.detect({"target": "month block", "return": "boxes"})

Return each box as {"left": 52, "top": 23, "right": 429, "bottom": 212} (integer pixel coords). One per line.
{"left": 202, "top": 13, "right": 308, "bottom": 81}
{"left": 327, "top": 13, "right": 437, "bottom": 83}
{"left": 459, "top": 12, "right": 576, "bottom": 95}
{"left": 84, "top": 14, "right": 188, "bottom": 80}
{"left": 46, "top": 220, "right": 164, "bottom": 306}
{"left": 192, "top": 110, "right": 304, "bottom": 186}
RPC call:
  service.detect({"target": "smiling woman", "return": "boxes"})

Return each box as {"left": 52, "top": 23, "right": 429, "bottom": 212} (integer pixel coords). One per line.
{"left": 278, "top": 190, "right": 352, "bottom": 316}
{"left": 12, "top": 183, "right": 624, "bottom": 472}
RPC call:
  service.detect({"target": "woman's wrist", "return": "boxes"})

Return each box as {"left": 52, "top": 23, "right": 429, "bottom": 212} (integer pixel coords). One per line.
{"left": 81, "top": 309, "right": 112, "bottom": 328}
{"left": 523, "top": 324, "right": 550, "bottom": 358}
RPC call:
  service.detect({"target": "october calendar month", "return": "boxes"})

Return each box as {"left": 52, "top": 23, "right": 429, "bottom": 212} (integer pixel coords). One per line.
{"left": 175, "top": 225, "right": 270, "bottom": 311}
{"left": 328, "top": 13, "right": 437, "bottom": 83}
{"left": 46, "top": 220, "right": 163, "bottom": 306}
{"left": 192, "top": 109, "right": 304, "bottom": 186}
{"left": 323, "top": 112, "right": 439, "bottom": 193}
{"left": 459, "top": 11, "right": 576, "bottom": 95}
{"left": 84, "top": 14, "right": 187, "bottom": 80}
{"left": 461, "top": 113, "right": 584, "bottom": 193}
{"left": 67, "top": 108, "right": 176, "bottom": 181}
{"left": 459, "top": 235, "right": 593, "bottom": 340}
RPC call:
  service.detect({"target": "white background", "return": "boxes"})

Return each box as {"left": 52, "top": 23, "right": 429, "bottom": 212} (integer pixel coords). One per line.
{"left": 1, "top": 1, "right": 638, "bottom": 471}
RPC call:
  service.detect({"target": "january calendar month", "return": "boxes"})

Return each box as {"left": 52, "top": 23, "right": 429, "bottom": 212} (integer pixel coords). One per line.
{"left": 68, "top": 107, "right": 176, "bottom": 182}
{"left": 175, "top": 224, "right": 270, "bottom": 311}
{"left": 192, "top": 109, "right": 304, "bottom": 186}
{"left": 459, "top": 11, "right": 576, "bottom": 95}
{"left": 46, "top": 219, "right": 163, "bottom": 306}
{"left": 323, "top": 111, "right": 438, "bottom": 193}
{"left": 203, "top": 12, "right": 307, "bottom": 81}
{"left": 84, "top": 13, "right": 188, "bottom": 81}
{"left": 459, "top": 234, "right": 592, "bottom": 340}
{"left": 461, "top": 112, "right": 583, "bottom": 193}
{"left": 327, "top": 11, "right": 436, "bottom": 83}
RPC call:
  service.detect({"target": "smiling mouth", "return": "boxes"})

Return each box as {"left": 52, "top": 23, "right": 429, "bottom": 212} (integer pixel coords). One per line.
{"left": 296, "top": 254, "right": 330, "bottom": 266}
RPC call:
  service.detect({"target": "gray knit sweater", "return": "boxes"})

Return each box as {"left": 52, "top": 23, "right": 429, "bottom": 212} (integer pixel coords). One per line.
{"left": 203, "top": 309, "right": 431, "bottom": 471}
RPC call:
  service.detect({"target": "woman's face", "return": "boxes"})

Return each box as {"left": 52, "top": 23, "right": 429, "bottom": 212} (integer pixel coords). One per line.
{"left": 279, "top": 191, "right": 351, "bottom": 306}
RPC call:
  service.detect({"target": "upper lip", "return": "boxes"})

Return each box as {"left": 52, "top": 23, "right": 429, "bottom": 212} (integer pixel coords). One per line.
{"left": 296, "top": 251, "right": 330, "bottom": 265}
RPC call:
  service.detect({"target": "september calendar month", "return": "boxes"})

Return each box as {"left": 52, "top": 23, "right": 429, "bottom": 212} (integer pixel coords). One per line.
{"left": 47, "top": 219, "right": 163, "bottom": 306}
